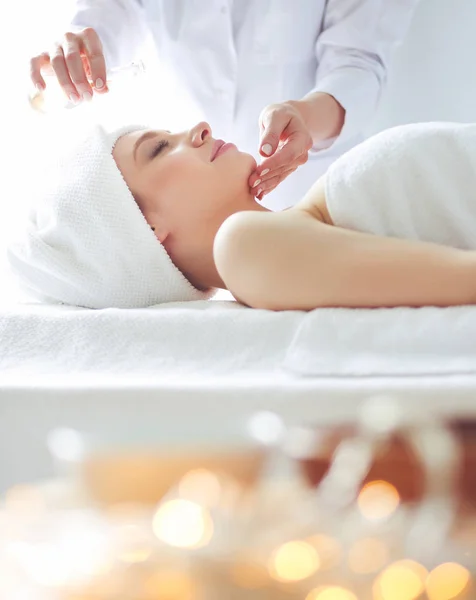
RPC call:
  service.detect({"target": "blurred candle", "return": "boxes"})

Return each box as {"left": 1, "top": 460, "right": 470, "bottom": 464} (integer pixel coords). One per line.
{"left": 373, "top": 560, "right": 428, "bottom": 600}
{"left": 358, "top": 481, "right": 400, "bottom": 521}
{"left": 269, "top": 540, "right": 320, "bottom": 582}
{"left": 307, "top": 586, "right": 358, "bottom": 600}
{"left": 178, "top": 469, "right": 222, "bottom": 507}
{"left": 152, "top": 499, "right": 213, "bottom": 549}
{"left": 426, "top": 563, "right": 471, "bottom": 600}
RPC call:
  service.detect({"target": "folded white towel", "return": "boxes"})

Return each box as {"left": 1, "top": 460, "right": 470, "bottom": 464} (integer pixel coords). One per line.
{"left": 6, "top": 124, "right": 213, "bottom": 309}
{"left": 283, "top": 306, "right": 476, "bottom": 377}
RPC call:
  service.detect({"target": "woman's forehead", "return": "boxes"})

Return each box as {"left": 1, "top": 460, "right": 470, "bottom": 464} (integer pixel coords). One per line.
{"left": 114, "top": 129, "right": 150, "bottom": 160}
{"left": 118, "top": 128, "right": 154, "bottom": 150}
{"left": 112, "top": 133, "right": 141, "bottom": 178}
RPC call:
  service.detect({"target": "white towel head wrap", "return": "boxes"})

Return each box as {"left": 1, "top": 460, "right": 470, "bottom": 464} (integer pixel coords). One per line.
{"left": 7, "top": 124, "right": 214, "bottom": 308}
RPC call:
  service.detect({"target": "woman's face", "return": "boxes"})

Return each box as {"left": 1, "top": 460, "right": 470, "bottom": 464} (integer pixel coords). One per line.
{"left": 113, "top": 121, "right": 264, "bottom": 290}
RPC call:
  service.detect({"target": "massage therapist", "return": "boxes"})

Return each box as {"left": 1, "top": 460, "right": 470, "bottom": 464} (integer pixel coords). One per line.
{"left": 29, "top": 0, "right": 419, "bottom": 209}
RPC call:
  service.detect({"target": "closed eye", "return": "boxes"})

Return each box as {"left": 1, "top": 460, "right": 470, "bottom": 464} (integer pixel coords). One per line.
{"left": 150, "top": 139, "right": 169, "bottom": 159}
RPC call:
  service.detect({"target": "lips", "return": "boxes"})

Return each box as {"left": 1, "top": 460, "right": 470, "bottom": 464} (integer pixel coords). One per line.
{"left": 211, "top": 139, "right": 225, "bottom": 162}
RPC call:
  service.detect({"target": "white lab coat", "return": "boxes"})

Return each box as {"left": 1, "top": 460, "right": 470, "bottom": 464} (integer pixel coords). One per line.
{"left": 70, "top": 0, "right": 419, "bottom": 209}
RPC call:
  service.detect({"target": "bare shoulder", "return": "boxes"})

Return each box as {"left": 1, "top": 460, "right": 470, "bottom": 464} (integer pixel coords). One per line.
{"left": 213, "top": 211, "right": 275, "bottom": 306}
{"left": 213, "top": 171, "right": 331, "bottom": 282}
{"left": 213, "top": 209, "right": 326, "bottom": 309}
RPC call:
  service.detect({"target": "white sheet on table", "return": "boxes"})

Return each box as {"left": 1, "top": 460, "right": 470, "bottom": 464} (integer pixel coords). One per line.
{"left": 1, "top": 301, "right": 476, "bottom": 381}
{"left": 0, "top": 301, "right": 301, "bottom": 381}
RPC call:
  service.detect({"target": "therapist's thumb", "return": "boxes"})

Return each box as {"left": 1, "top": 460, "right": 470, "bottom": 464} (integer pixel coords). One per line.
{"left": 259, "top": 105, "right": 288, "bottom": 157}
{"left": 260, "top": 131, "right": 279, "bottom": 157}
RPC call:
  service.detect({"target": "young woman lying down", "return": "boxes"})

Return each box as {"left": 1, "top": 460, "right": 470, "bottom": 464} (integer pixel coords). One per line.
{"left": 7, "top": 121, "right": 476, "bottom": 310}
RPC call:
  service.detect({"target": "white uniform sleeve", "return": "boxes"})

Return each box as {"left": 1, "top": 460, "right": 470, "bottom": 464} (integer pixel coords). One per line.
{"left": 311, "top": 0, "right": 420, "bottom": 152}
{"left": 68, "top": 0, "right": 149, "bottom": 70}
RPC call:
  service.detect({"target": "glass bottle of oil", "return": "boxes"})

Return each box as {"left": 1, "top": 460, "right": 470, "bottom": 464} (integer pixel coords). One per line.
{"left": 28, "top": 61, "right": 145, "bottom": 115}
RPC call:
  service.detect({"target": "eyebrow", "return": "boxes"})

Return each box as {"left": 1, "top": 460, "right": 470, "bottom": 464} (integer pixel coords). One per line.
{"left": 133, "top": 130, "right": 172, "bottom": 163}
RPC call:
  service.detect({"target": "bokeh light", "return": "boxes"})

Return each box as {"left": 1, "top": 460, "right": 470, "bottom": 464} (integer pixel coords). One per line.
{"left": 9, "top": 542, "right": 72, "bottom": 588}
{"left": 426, "top": 563, "right": 471, "bottom": 600}
{"left": 152, "top": 499, "right": 213, "bottom": 549}
{"left": 374, "top": 560, "right": 428, "bottom": 600}
{"left": 358, "top": 481, "right": 400, "bottom": 521}
{"left": 269, "top": 540, "right": 320, "bottom": 582}
{"left": 178, "top": 469, "right": 222, "bottom": 508}
{"left": 307, "top": 586, "right": 358, "bottom": 600}
{"left": 46, "top": 427, "right": 85, "bottom": 462}
{"left": 55, "top": 523, "right": 112, "bottom": 580}
{"left": 348, "top": 537, "right": 389, "bottom": 574}
{"left": 247, "top": 411, "right": 284, "bottom": 445}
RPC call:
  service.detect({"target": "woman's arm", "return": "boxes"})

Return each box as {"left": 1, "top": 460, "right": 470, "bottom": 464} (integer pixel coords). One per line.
{"left": 213, "top": 210, "right": 476, "bottom": 311}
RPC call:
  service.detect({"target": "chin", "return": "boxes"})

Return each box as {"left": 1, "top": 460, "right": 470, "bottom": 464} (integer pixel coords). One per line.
{"left": 242, "top": 151, "right": 258, "bottom": 170}
{"left": 231, "top": 147, "right": 256, "bottom": 169}
{"left": 222, "top": 151, "right": 257, "bottom": 195}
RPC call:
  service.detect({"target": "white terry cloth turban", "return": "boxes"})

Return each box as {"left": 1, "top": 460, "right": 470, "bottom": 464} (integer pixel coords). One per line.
{"left": 7, "top": 124, "right": 214, "bottom": 309}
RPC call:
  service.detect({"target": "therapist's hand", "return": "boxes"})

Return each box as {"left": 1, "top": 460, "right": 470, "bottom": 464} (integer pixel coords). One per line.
{"left": 248, "top": 101, "right": 313, "bottom": 200}
{"left": 29, "top": 28, "right": 108, "bottom": 104}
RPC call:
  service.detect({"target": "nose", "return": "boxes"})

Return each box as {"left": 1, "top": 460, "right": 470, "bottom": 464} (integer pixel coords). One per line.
{"left": 189, "top": 121, "right": 212, "bottom": 147}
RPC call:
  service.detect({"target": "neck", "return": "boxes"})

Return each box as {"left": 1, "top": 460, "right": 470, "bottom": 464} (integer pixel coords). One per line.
{"left": 190, "top": 197, "right": 272, "bottom": 290}
{"left": 247, "top": 199, "right": 272, "bottom": 214}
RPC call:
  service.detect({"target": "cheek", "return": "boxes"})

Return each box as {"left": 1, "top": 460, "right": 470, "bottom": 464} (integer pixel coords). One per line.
{"left": 144, "top": 157, "right": 213, "bottom": 215}
{"left": 218, "top": 152, "right": 256, "bottom": 187}
{"left": 143, "top": 152, "right": 255, "bottom": 220}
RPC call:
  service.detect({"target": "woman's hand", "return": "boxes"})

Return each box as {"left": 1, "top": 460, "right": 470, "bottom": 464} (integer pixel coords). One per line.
{"left": 29, "top": 28, "right": 108, "bottom": 105}
{"left": 248, "top": 101, "right": 313, "bottom": 200}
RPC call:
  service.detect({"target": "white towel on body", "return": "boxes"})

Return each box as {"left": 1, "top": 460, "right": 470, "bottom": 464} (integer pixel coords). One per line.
{"left": 326, "top": 122, "right": 476, "bottom": 249}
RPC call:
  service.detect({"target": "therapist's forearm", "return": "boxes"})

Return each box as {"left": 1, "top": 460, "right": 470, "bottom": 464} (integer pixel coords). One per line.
{"left": 287, "top": 92, "right": 346, "bottom": 145}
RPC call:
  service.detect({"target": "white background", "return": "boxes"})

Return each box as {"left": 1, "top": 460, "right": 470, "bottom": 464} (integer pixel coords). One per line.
{"left": 1, "top": 0, "right": 476, "bottom": 300}
{"left": 368, "top": 0, "right": 476, "bottom": 133}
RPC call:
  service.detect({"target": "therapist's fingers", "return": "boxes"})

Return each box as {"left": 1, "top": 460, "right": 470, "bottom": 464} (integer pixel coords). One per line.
{"left": 249, "top": 102, "right": 312, "bottom": 191}
{"left": 49, "top": 44, "right": 81, "bottom": 101}
{"left": 255, "top": 166, "right": 297, "bottom": 201}
{"left": 258, "top": 104, "right": 291, "bottom": 157}
{"left": 248, "top": 135, "right": 310, "bottom": 191}
{"left": 62, "top": 33, "right": 91, "bottom": 102}
{"left": 28, "top": 28, "right": 107, "bottom": 101}
{"left": 79, "top": 27, "right": 108, "bottom": 93}
{"left": 30, "top": 53, "right": 51, "bottom": 91}
{"left": 262, "top": 132, "right": 311, "bottom": 173}
{"left": 260, "top": 113, "right": 312, "bottom": 172}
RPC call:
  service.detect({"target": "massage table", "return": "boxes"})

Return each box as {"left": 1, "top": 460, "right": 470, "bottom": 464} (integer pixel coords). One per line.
{"left": 1, "top": 292, "right": 476, "bottom": 492}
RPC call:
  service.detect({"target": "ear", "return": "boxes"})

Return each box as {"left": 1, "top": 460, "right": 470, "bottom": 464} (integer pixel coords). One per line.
{"left": 150, "top": 223, "right": 169, "bottom": 244}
